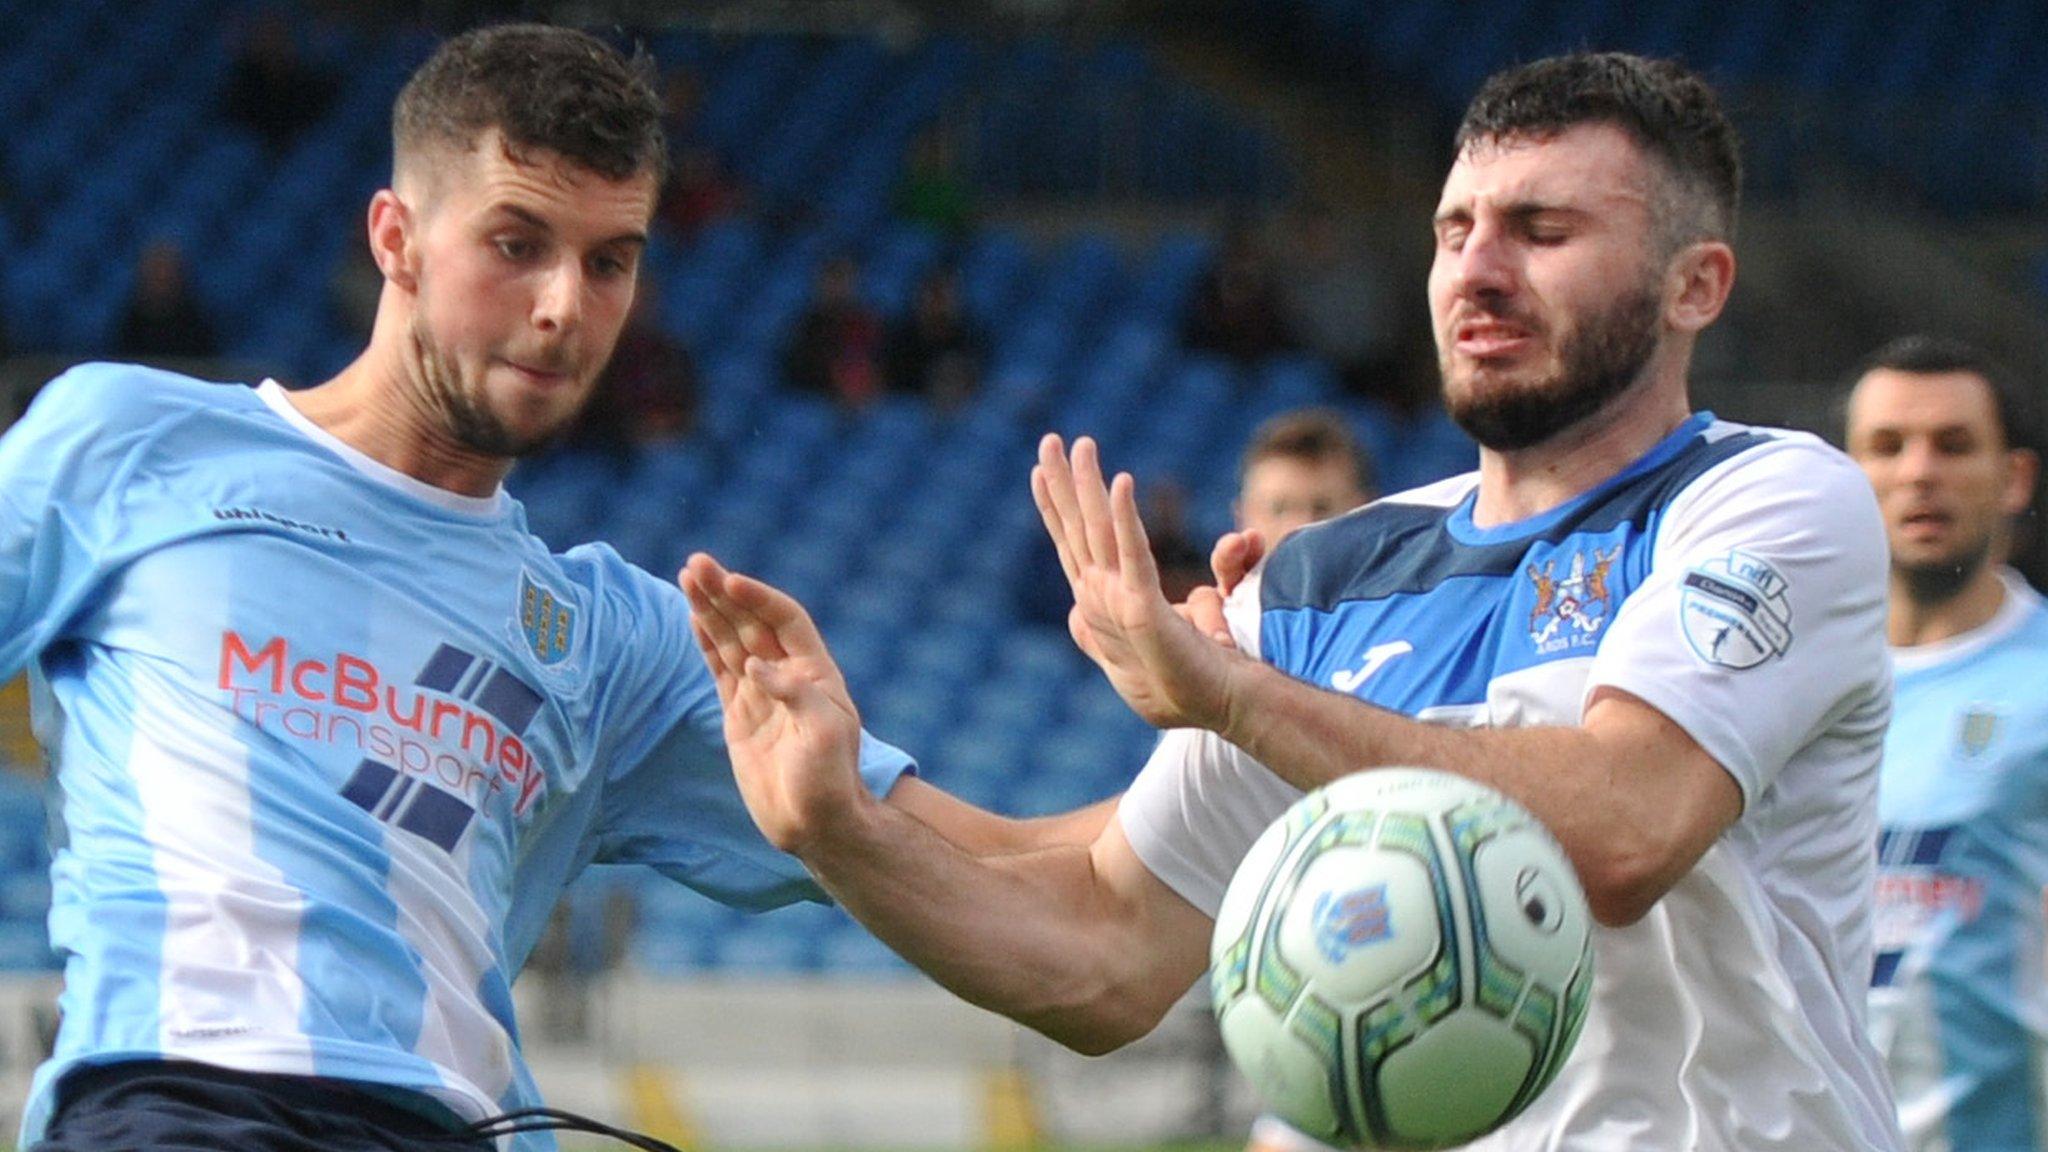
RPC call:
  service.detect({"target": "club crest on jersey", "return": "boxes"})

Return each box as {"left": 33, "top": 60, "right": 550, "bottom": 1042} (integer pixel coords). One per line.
{"left": 1526, "top": 545, "right": 1620, "bottom": 654}
{"left": 518, "top": 571, "right": 576, "bottom": 666}
{"left": 1679, "top": 549, "right": 1792, "bottom": 669}
{"left": 1958, "top": 705, "right": 2002, "bottom": 758}
{"left": 1312, "top": 884, "right": 1392, "bottom": 964}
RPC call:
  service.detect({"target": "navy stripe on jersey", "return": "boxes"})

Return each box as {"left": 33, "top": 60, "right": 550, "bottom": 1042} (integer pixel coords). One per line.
{"left": 413, "top": 643, "right": 543, "bottom": 734}
{"left": 393, "top": 783, "right": 478, "bottom": 853}
{"left": 1879, "top": 825, "right": 1954, "bottom": 868}
{"left": 414, "top": 645, "right": 474, "bottom": 694}
{"left": 1263, "top": 420, "right": 1772, "bottom": 613}
{"left": 342, "top": 760, "right": 479, "bottom": 854}
{"left": 1259, "top": 417, "right": 1776, "bottom": 717}
{"left": 1873, "top": 950, "right": 1904, "bottom": 989}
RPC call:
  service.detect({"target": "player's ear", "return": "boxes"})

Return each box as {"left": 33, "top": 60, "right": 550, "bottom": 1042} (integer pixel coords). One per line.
{"left": 2001, "top": 446, "right": 2038, "bottom": 519}
{"left": 1664, "top": 240, "right": 1734, "bottom": 335}
{"left": 367, "top": 189, "right": 419, "bottom": 294}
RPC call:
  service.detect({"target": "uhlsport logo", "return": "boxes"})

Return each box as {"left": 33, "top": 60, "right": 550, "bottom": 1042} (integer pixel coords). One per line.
{"left": 1526, "top": 544, "right": 1621, "bottom": 654}
{"left": 519, "top": 570, "right": 576, "bottom": 666}
{"left": 1312, "top": 884, "right": 1393, "bottom": 965}
{"left": 1679, "top": 549, "right": 1792, "bottom": 669}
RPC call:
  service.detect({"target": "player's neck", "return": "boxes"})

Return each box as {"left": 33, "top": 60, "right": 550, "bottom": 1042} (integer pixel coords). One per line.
{"left": 1471, "top": 372, "right": 1692, "bottom": 528}
{"left": 294, "top": 347, "right": 514, "bottom": 499}
{"left": 1888, "top": 566, "right": 2008, "bottom": 648}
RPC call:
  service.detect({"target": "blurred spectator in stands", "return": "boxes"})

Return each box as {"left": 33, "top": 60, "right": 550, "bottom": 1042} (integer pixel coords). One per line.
{"left": 885, "top": 265, "right": 984, "bottom": 412}
{"left": 660, "top": 67, "right": 705, "bottom": 149}
{"left": 1143, "top": 476, "right": 1211, "bottom": 605}
{"left": 784, "top": 255, "right": 885, "bottom": 409}
{"left": 220, "top": 13, "right": 337, "bottom": 154}
{"left": 117, "top": 240, "right": 220, "bottom": 361}
{"left": 653, "top": 66, "right": 749, "bottom": 241}
{"left": 1184, "top": 217, "right": 1294, "bottom": 366}
{"left": 896, "top": 126, "right": 975, "bottom": 242}
{"left": 556, "top": 280, "right": 699, "bottom": 466}
{"left": 660, "top": 145, "right": 743, "bottom": 241}
{"left": 1280, "top": 204, "right": 1412, "bottom": 407}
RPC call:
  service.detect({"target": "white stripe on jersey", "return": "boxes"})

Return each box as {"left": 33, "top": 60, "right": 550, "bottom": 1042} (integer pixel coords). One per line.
{"left": 386, "top": 832, "right": 513, "bottom": 1110}
{"left": 131, "top": 701, "right": 314, "bottom": 1073}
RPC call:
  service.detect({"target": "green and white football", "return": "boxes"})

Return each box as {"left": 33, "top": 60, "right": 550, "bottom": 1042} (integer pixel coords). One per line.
{"left": 1210, "top": 768, "right": 1594, "bottom": 1150}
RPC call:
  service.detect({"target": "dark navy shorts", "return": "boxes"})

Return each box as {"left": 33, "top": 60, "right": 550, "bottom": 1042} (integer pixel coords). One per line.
{"left": 31, "top": 1060, "right": 492, "bottom": 1152}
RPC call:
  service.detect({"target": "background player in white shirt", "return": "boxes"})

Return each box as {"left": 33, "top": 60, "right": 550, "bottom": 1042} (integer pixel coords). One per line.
{"left": 1845, "top": 335, "right": 2048, "bottom": 1152}
{"left": 685, "top": 52, "right": 1901, "bottom": 1150}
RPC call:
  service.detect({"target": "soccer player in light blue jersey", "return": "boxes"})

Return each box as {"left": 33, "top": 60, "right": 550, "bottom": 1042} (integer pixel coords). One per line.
{"left": 0, "top": 24, "right": 922, "bottom": 1152}
{"left": 687, "top": 54, "right": 1903, "bottom": 1151}
{"left": 1846, "top": 335, "right": 2048, "bottom": 1152}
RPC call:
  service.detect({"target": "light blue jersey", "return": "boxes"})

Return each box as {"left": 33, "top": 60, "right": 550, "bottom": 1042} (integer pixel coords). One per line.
{"left": 1872, "top": 571, "right": 2048, "bottom": 1152}
{"left": 0, "top": 364, "right": 912, "bottom": 1148}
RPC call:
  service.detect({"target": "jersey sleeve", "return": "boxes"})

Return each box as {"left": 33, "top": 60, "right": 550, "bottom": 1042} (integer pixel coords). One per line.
{"left": 1586, "top": 437, "right": 1889, "bottom": 805}
{"left": 581, "top": 555, "right": 914, "bottom": 909}
{"left": 0, "top": 366, "right": 143, "bottom": 680}
{"left": 1118, "top": 725, "right": 1302, "bottom": 918}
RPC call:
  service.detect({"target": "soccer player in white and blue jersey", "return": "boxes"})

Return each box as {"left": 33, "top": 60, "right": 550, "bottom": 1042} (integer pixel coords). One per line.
{"left": 1846, "top": 336, "right": 2048, "bottom": 1152}
{"left": 2, "top": 25, "right": 916, "bottom": 1152}
{"left": 685, "top": 53, "right": 1904, "bottom": 1151}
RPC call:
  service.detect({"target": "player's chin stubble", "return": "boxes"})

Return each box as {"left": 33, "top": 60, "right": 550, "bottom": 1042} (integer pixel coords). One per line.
{"left": 1897, "top": 534, "right": 1993, "bottom": 607}
{"left": 1444, "top": 277, "right": 1663, "bottom": 453}
{"left": 410, "top": 316, "right": 559, "bottom": 459}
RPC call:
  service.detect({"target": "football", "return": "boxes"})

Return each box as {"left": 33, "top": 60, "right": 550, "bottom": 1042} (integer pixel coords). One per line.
{"left": 1210, "top": 768, "right": 1594, "bottom": 1150}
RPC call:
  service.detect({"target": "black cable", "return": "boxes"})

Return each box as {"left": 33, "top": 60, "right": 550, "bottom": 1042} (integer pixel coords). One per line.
{"left": 413, "top": 1104, "right": 688, "bottom": 1152}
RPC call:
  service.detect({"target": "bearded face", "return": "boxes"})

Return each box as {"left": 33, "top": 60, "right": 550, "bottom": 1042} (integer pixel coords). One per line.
{"left": 1428, "top": 125, "right": 1678, "bottom": 454}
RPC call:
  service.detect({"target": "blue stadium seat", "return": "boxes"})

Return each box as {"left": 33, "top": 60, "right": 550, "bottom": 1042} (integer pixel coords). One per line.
{"left": 866, "top": 680, "right": 961, "bottom": 755}
{"left": 714, "top": 912, "right": 826, "bottom": 972}
{"left": 628, "top": 928, "right": 713, "bottom": 975}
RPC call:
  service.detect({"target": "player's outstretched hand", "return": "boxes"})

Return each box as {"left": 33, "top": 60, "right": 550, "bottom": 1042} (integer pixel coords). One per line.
{"left": 679, "top": 553, "right": 867, "bottom": 854}
{"left": 1031, "top": 433, "right": 1248, "bottom": 731}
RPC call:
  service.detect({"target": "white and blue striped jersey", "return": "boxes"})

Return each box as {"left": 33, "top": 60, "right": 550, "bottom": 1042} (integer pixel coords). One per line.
{"left": 0, "top": 364, "right": 913, "bottom": 1148}
{"left": 1121, "top": 414, "right": 1901, "bottom": 1150}
{"left": 1871, "top": 571, "right": 2048, "bottom": 1152}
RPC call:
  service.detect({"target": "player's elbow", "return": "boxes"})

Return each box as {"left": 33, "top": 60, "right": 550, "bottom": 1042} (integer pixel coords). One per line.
{"left": 1045, "top": 1011, "right": 1154, "bottom": 1057}
{"left": 1022, "top": 966, "right": 1180, "bottom": 1056}
{"left": 1576, "top": 843, "right": 1685, "bottom": 927}
{"left": 1581, "top": 876, "right": 1661, "bottom": 928}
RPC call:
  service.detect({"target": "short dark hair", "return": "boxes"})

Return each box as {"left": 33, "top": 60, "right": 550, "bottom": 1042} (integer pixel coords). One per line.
{"left": 1239, "top": 408, "right": 1375, "bottom": 497}
{"left": 1849, "top": 334, "right": 2032, "bottom": 452}
{"left": 1455, "top": 52, "right": 1742, "bottom": 246}
{"left": 394, "top": 23, "right": 666, "bottom": 186}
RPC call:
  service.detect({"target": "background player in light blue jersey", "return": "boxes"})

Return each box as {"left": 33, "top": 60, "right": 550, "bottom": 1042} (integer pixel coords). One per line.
{"left": 1845, "top": 335, "right": 2048, "bottom": 1152}
{"left": 0, "top": 24, "right": 929, "bottom": 1152}
{"left": 687, "top": 53, "right": 1903, "bottom": 1150}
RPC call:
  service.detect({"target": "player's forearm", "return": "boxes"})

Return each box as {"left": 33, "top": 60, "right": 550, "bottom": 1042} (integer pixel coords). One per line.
{"left": 799, "top": 795, "right": 1174, "bottom": 1052}
{"left": 888, "top": 778, "right": 1115, "bottom": 857}
{"left": 1213, "top": 659, "right": 1718, "bottom": 925}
